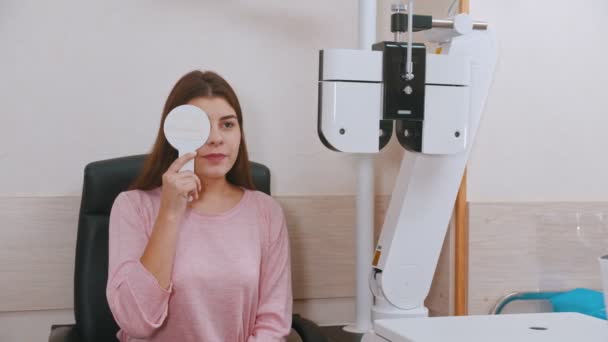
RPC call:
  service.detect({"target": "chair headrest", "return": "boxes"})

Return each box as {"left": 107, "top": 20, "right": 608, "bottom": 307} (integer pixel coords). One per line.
{"left": 80, "top": 155, "right": 270, "bottom": 216}
{"left": 80, "top": 155, "right": 147, "bottom": 215}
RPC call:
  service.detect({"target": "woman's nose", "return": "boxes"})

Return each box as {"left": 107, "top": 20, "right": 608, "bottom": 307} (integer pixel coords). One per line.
{"left": 206, "top": 126, "right": 223, "bottom": 145}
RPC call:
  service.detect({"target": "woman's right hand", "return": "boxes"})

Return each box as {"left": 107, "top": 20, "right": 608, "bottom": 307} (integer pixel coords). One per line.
{"left": 159, "top": 152, "right": 202, "bottom": 219}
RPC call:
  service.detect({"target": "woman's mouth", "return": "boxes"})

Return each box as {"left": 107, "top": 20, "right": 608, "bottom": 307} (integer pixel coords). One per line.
{"left": 202, "top": 153, "right": 226, "bottom": 163}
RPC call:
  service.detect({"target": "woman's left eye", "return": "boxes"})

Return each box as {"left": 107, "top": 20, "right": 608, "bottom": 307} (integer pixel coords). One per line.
{"left": 223, "top": 122, "right": 235, "bottom": 128}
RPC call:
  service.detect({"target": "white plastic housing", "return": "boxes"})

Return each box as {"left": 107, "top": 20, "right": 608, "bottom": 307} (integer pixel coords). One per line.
{"left": 421, "top": 54, "right": 471, "bottom": 154}
{"left": 319, "top": 48, "right": 383, "bottom": 153}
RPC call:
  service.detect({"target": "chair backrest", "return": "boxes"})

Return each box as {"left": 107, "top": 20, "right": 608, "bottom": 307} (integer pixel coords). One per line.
{"left": 73, "top": 154, "right": 270, "bottom": 342}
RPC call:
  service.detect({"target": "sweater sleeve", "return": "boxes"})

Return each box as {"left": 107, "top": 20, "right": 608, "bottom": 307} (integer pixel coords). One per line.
{"left": 106, "top": 192, "right": 173, "bottom": 339}
{"left": 247, "top": 201, "right": 293, "bottom": 342}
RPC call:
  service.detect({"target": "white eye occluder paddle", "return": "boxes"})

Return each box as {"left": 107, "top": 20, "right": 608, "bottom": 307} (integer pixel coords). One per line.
{"left": 163, "top": 104, "right": 211, "bottom": 173}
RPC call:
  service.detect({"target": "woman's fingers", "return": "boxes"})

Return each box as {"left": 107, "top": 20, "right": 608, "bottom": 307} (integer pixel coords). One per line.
{"left": 162, "top": 155, "right": 202, "bottom": 204}
{"left": 177, "top": 171, "right": 202, "bottom": 193}
{"left": 176, "top": 176, "right": 200, "bottom": 200}
{"left": 167, "top": 152, "right": 197, "bottom": 173}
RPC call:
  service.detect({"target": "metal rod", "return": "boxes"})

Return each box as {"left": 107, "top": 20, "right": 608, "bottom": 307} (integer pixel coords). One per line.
{"left": 405, "top": 0, "right": 414, "bottom": 80}
{"left": 432, "top": 18, "right": 488, "bottom": 30}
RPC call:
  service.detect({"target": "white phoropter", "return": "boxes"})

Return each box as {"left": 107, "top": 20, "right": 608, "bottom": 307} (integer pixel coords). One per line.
{"left": 163, "top": 104, "right": 211, "bottom": 172}
{"left": 317, "top": 1, "right": 608, "bottom": 341}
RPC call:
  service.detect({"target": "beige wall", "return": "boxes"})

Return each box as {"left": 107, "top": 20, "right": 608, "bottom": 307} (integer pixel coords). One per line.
{"left": 1, "top": 0, "right": 361, "bottom": 196}
{"left": 0, "top": 0, "right": 450, "bottom": 198}
{"left": 0, "top": 0, "right": 456, "bottom": 197}
{"left": 468, "top": 0, "right": 608, "bottom": 202}
{"left": 467, "top": 0, "right": 608, "bottom": 315}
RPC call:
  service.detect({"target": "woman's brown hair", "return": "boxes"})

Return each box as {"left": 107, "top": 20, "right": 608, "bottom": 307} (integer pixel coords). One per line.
{"left": 130, "top": 70, "right": 255, "bottom": 191}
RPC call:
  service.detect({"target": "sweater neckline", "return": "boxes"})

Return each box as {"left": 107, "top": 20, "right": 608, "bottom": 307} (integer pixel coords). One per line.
{"left": 185, "top": 187, "right": 249, "bottom": 220}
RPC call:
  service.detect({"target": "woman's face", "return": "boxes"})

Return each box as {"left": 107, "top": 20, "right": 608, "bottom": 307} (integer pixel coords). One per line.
{"left": 188, "top": 96, "right": 241, "bottom": 181}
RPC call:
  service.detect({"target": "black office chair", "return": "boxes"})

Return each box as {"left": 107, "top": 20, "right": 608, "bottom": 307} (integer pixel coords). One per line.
{"left": 49, "top": 154, "right": 327, "bottom": 342}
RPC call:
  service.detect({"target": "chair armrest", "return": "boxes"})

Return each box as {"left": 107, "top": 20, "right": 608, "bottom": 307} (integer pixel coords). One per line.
{"left": 291, "top": 314, "right": 329, "bottom": 342}
{"left": 50, "top": 317, "right": 325, "bottom": 342}
{"left": 49, "top": 324, "right": 81, "bottom": 342}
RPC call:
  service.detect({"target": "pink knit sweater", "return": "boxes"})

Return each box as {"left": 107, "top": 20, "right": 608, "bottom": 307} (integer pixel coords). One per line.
{"left": 106, "top": 188, "right": 292, "bottom": 341}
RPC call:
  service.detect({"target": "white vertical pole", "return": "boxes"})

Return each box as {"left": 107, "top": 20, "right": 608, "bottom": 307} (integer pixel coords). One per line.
{"left": 348, "top": 0, "right": 376, "bottom": 334}
{"left": 353, "top": 155, "right": 374, "bottom": 332}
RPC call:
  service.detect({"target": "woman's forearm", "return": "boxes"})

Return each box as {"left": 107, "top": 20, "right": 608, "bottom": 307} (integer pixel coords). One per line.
{"left": 140, "top": 211, "right": 181, "bottom": 289}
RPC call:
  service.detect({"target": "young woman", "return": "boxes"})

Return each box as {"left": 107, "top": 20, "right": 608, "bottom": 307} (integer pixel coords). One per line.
{"left": 106, "top": 70, "right": 292, "bottom": 341}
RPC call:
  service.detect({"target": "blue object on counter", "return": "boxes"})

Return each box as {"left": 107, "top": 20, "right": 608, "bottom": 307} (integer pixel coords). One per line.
{"left": 549, "top": 288, "right": 606, "bottom": 320}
